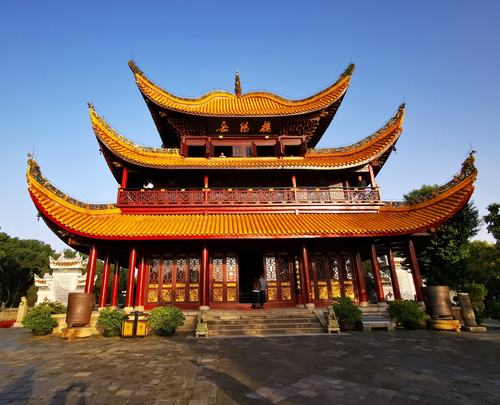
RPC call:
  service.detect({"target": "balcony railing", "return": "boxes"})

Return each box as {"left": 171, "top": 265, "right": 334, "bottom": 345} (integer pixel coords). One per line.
{"left": 117, "top": 187, "right": 381, "bottom": 207}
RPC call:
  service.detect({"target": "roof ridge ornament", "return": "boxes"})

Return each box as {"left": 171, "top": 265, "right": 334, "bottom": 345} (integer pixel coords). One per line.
{"left": 235, "top": 70, "right": 241, "bottom": 97}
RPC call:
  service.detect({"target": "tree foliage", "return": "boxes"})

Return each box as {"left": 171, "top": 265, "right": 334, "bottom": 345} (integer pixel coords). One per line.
{"left": 484, "top": 203, "right": 500, "bottom": 245}
{"left": 404, "top": 186, "right": 480, "bottom": 288}
{"left": 0, "top": 231, "right": 54, "bottom": 307}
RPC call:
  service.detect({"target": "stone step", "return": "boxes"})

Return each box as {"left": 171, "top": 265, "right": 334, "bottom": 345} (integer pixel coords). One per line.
{"left": 208, "top": 322, "right": 321, "bottom": 330}
{"left": 202, "top": 309, "right": 325, "bottom": 336}
{"left": 208, "top": 314, "right": 316, "bottom": 321}
{"left": 208, "top": 317, "right": 320, "bottom": 326}
{"left": 209, "top": 327, "right": 325, "bottom": 336}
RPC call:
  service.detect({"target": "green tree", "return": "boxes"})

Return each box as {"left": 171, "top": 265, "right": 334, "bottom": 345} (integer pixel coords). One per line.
{"left": 484, "top": 203, "right": 500, "bottom": 245}
{"left": 464, "top": 240, "right": 500, "bottom": 295}
{"left": 404, "top": 186, "right": 480, "bottom": 288}
{"left": 0, "top": 231, "right": 54, "bottom": 307}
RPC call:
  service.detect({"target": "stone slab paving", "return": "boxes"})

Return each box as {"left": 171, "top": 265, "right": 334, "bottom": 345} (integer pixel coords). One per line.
{"left": 0, "top": 329, "right": 499, "bottom": 404}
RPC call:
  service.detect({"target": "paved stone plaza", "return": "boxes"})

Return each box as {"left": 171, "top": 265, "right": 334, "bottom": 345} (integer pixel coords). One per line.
{"left": 0, "top": 328, "right": 499, "bottom": 404}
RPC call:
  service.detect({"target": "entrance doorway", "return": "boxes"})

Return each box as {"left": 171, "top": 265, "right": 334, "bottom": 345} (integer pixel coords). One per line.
{"left": 238, "top": 250, "right": 263, "bottom": 303}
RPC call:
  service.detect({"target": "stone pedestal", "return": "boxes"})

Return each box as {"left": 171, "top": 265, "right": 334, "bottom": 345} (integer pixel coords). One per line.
{"left": 61, "top": 326, "right": 94, "bottom": 340}
{"left": 427, "top": 319, "right": 461, "bottom": 332}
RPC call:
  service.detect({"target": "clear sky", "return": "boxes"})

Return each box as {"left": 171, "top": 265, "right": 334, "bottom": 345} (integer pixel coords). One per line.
{"left": 1, "top": 0, "right": 499, "bottom": 251}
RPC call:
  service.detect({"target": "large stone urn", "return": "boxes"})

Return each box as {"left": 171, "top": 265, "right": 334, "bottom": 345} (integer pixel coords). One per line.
{"left": 422, "top": 286, "right": 460, "bottom": 331}
{"left": 66, "top": 292, "right": 94, "bottom": 327}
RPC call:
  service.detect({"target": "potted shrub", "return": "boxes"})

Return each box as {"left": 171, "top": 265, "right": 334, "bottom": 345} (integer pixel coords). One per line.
{"left": 388, "top": 300, "right": 426, "bottom": 330}
{"left": 22, "top": 306, "right": 57, "bottom": 335}
{"left": 37, "top": 299, "right": 67, "bottom": 314}
{"left": 149, "top": 306, "right": 185, "bottom": 336}
{"left": 96, "top": 308, "right": 127, "bottom": 337}
{"left": 332, "top": 297, "right": 362, "bottom": 331}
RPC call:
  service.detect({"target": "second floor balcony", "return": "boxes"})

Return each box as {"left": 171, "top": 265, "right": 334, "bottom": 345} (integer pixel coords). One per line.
{"left": 117, "top": 186, "right": 382, "bottom": 210}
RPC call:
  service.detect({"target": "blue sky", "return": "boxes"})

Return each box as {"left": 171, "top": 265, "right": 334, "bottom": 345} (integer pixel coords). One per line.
{"left": 1, "top": 0, "right": 499, "bottom": 250}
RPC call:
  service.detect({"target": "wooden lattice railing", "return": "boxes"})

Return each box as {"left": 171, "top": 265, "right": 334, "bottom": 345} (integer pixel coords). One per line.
{"left": 117, "top": 186, "right": 381, "bottom": 207}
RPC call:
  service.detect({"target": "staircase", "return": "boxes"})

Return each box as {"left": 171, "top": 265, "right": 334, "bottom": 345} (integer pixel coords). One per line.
{"left": 360, "top": 304, "right": 395, "bottom": 331}
{"left": 205, "top": 308, "right": 325, "bottom": 336}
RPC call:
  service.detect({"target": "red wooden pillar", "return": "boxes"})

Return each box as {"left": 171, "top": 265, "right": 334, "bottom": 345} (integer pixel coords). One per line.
{"left": 407, "top": 239, "right": 424, "bottom": 301}
{"left": 125, "top": 247, "right": 137, "bottom": 308}
{"left": 387, "top": 245, "right": 401, "bottom": 300}
{"left": 370, "top": 242, "right": 385, "bottom": 303}
{"left": 368, "top": 164, "right": 377, "bottom": 187}
{"left": 135, "top": 254, "right": 145, "bottom": 307}
{"left": 98, "top": 254, "right": 111, "bottom": 308}
{"left": 140, "top": 261, "right": 149, "bottom": 308}
{"left": 301, "top": 244, "right": 313, "bottom": 307}
{"left": 84, "top": 244, "right": 97, "bottom": 293}
{"left": 121, "top": 166, "right": 128, "bottom": 189}
{"left": 200, "top": 246, "right": 210, "bottom": 308}
{"left": 110, "top": 259, "right": 120, "bottom": 307}
{"left": 354, "top": 250, "right": 368, "bottom": 305}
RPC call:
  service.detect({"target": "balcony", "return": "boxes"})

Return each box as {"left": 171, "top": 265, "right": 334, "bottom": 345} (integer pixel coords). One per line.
{"left": 117, "top": 187, "right": 381, "bottom": 210}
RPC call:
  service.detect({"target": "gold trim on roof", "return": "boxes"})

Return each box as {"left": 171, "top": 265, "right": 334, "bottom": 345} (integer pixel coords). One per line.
{"left": 26, "top": 154, "right": 476, "bottom": 239}
{"left": 90, "top": 104, "right": 404, "bottom": 170}
{"left": 129, "top": 60, "right": 353, "bottom": 117}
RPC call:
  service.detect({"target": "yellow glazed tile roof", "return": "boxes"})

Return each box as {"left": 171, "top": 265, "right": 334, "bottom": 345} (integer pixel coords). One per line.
{"left": 129, "top": 61, "right": 353, "bottom": 117}
{"left": 26, "top": 153, "right": 476, "bottom": 240}
{"left": 90, "top": 104, "right": 404, "bottom": 170}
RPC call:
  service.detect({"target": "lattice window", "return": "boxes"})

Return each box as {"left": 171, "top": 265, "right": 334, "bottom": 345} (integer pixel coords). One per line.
{"left": 176, "top": 258, "right": 187, "bottom": 282}
{"left": 150, "top": 258, "right": 160, "bottom": 283}
{"left": 278, "top": 256, "right": 290, "bottom": 281}
{"left": 265, "top": 256, "right": 277, "bottom": 281}
{"left": 329, "top": 256, "right": 340, "bottom": 280}
{"left": 163, "top": 258, "right": 173, "bottom": 283}
{"left": 314, "top": 255, "right": 326, "bottom": 280}
{"left": 189, "top": 257, "right": 200, "bottom": 283}
{"left": 226, "top": 256, "right": 237, "bottom": 282}
{"left": 343, "top": 255, "right": 353, "bottom": 280}
{"left": 213, "top": 258, "right": 223, "bottom": 282}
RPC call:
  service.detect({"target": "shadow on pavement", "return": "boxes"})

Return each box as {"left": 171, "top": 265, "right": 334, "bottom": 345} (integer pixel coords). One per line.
{"left": 0, "top": 367, "right": 35, "bottom": 402}
{"left": 49, "top": 382, "right": 88, "bottom": 404}
{"left": 191, "top": 359, "right": 274, "bottom": 405}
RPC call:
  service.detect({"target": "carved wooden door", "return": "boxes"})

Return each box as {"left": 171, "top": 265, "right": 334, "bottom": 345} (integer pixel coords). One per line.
{"left": 310, "top": 253, "right": 356, "bottom": 301}
{"left": 310, "top": 254, "right": 330, "bottom": 301}
{"left": 264, "top": 253, "right": 294, "bottom": 303}
{"left": 211, "top": 254, "right": 238, "bottom": 303}
{"left": 146, "top": 255, "right": 200, "bottom": 305}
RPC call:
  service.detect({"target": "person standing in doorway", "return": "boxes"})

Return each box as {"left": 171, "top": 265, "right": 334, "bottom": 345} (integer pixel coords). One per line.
{"left": 258, "top": 273, "right": 267, "bottom": 309}
{"left": 251, "top": 278, "right": 260, "bottom": 309}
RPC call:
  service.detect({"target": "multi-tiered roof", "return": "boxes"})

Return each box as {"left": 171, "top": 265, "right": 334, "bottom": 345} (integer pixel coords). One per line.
{"left": 26, "top": 62, "right": 477, "bottom": 248}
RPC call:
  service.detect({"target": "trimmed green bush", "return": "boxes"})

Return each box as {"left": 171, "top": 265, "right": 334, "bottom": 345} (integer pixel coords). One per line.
{"left": 149, "top": 306, "right": 185, "bottom": 336}
{"left": 463, "top": 283, "right": 487, "bottom": 324}
{"left": 96, "top": 308, "right": 127, "bottom": 337}
{"left": 332, "top": 297, "right": 362, "bottom": 330}
{"left": 388, "top": 300, "right": 426, "bottom": 330}
{"left": 36, "top": 299, "right": 66, "bottom": 314}
{"left": 486, "top": 299, "right": 500, "bottom": 321}
{"left": 22, "top": 306, "right": 57, "bottom": 335}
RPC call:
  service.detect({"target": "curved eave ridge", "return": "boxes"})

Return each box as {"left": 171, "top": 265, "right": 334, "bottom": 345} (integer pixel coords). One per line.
{"left": 26, "top": 154, "right": 477, "bottom": 239}
{"left": 90, "top": 105, "right": 403, "bottom": 170}
{"left": 307, "top": 104, "right": 405, "bottom": 157}
{"left": 128, "top": 60, "right": 353, "bottom": 117}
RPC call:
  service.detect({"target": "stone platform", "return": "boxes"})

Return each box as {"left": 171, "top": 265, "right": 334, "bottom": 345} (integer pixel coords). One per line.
{"left": 1, "top": 328, "right": 499, "bottom": 404}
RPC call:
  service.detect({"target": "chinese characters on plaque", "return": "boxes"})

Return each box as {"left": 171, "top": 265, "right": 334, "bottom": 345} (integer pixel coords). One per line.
{"left": 216, "top": 120, "right": 272, "bottom": 134}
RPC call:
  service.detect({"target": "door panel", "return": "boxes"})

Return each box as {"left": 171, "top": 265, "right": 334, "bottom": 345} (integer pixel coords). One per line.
{"left": 264, "top": 254, "right": 294, "bottom": 302}
{"left": 310, "top": 252, "right": 357, "bottom": 302}
{"left": 211, "top": 254, "right": 239, "bottom": 303}
{"left": 146, "top": 255, "right": 200, "bottom": 305}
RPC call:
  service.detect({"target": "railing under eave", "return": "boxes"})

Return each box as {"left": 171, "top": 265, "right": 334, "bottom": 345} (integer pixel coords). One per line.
{"left": 117, "top": 187, "right": 381, "bottom": 207}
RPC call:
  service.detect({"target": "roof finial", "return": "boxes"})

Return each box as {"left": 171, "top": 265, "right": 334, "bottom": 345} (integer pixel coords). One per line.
{"left": 235, "top": 70, "right": 241, "bottom": 97}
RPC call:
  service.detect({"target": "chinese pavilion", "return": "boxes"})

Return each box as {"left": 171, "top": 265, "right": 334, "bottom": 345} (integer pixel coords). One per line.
{"left": 26, "top": 61, "right": 477, "bottom": 311}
